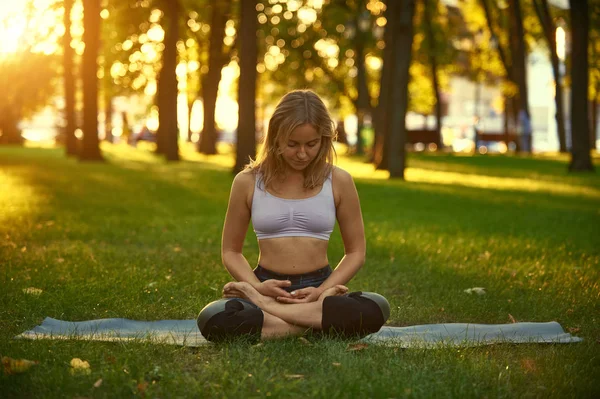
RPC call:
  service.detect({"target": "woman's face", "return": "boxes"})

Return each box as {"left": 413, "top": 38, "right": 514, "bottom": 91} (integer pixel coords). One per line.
{"left": 280, "top": 124, "right": 322, "bottom": 171}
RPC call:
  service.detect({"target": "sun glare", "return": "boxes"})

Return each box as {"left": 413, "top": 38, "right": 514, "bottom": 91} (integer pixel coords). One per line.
{"left": 0, "top": 0, "right": 66, "bottom": 56}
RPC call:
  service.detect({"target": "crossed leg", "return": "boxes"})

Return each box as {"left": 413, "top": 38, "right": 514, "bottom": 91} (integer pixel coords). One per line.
{"left": 223, "top": 282, "right": 348, "bottom": 339}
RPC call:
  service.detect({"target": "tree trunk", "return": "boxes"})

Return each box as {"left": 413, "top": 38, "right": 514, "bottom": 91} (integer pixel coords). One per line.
{"left": 104, "top": 94, "right": 113, "bottom": 143}
{"left": 388, "top": 0, "right": 416, "bottom": 179}
{"left": 156, "top": 0, "right": 180, "bottom": 161}
{"left": 234, "top": 0, "right": 257, "bottom": 174}
{"left": 198, "top": 0, "right": 230, "bottom": 155}
{"left": 80, "top": 0, "right": 103, "bottom": 161}
{"left": 374, "top": 0, "right": 396, "bottom": 170}
{"left": 423, "top": 0, "right": 442, "bottom": 150}
{"left": 533, "top": 0, "right": 567, "bottom": 152}
{"left": 0, "top": 109, "right": 23, "bottom": 145}
{"left": 592, "top": 95, "right": 598, "bottom": 150}
{"left": 508, "top": 0, "right": 531, "bottom": 154}
{"left": 187, "top": 100, "right": 194, "bottom": 142}
{"left": 355, "top": 38, "right": 369, "bottom": 156}
{"left": 568, "top": 0, "right": 593, "bottom": 171}
{"left": 63, "top": 0, "right": 78, "bottom": 155}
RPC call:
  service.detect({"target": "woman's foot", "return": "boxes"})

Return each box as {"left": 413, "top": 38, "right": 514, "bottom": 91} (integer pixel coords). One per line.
{"left": 223, "top": 281, "right": 266, "bottom": 306}
{"left": 318, "top": 285, "right": 348, "bottom": 301}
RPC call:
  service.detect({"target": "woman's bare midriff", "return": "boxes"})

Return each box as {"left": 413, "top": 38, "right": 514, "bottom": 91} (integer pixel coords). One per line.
{"left": 257, "top": 236, "right": 329, "bottom": 275}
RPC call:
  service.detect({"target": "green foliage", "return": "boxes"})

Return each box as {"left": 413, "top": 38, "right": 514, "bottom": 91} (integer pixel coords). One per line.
{"left": 0, "top": 146, "right": 599, "bottom": 397}
{"left": 0, "top": 51, "right": 60, "bottom": 122}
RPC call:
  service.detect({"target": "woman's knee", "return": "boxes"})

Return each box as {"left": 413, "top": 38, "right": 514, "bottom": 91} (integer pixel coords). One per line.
{"left": 321, "top": 291, "right": 390, "bottom": 337}
{"left": 197, "top": 298, "right": 264, "bottom": 342}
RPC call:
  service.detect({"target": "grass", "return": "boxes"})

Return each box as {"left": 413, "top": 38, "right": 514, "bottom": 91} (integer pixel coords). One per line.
{"left": 1, "top": 143, "right": 599, "bottom": 398}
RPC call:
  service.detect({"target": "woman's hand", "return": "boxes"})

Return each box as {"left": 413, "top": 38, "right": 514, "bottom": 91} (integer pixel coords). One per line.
{"left": 276, "top": 286, "right": 323, "bottom": 304}
{"left": 254, "top": 279, "right": 293, "bottom": 299}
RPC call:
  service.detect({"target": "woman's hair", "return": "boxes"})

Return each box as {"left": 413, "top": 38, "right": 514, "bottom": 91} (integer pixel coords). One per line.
{"left": 246, "top": 89, "right": 337, "bottom": 189}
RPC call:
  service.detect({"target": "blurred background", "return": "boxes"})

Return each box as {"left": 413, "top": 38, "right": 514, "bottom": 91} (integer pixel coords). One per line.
{"left": 0, "top": 0, "right": 597, "bottom": 175}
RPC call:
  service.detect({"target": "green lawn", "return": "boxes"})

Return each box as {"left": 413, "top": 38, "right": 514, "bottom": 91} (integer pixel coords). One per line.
{"left": 1, "top": 144, "right": 599, "bottom": 398}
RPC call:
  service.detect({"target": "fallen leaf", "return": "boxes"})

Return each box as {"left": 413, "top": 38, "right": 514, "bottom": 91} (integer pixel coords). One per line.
{"left": 137, "top": 381, "right": 149, "bottom": 395}
{"left": 56, "top": 258, "right": 65, "bottom": 263}
{"left": 21, "top": 246, "right": 27, "bottom": 252}
{"left": 22, "top": 287, "right": 43, "bottom": 296}
{"left": 464, "top": 287, "right": 486, "bottom": 295}
{"left": 332, "top": 362, "right": 341, "bottom": 367}
{"left": 93, "top": 379, "right": 103, "bottom": 388}
{"left": 2, "top": 356, "right": 39, "bottom": 374}
{"left": 508, "top": 314, "right": 517, "bottom": 323}
{"left": 284, "top": 374, "right": 304, "bottom": 379}
{"left": 567, "top": 327, "right": 581, "bottom": 334}
{"left": 346, "top": 343, "right": 369, "bottom": 352}
{"left": 297, "top": 337, "right": 311, "bottom": 345}
{"left": 70, "top": 358, "right": 91, "bottom": 375}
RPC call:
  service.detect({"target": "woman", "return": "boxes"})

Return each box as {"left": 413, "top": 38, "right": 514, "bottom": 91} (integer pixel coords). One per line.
{"left": 197, "top": 90, "right": 390, "bottom": 342}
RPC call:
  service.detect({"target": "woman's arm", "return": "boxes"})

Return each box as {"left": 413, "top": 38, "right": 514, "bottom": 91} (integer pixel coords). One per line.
{"left": 221, "top": 171, "right": 292, "bottom": 298}
{"left": 278, "top": 167, "right": 365, "bottom": 303}
{"left": 221, "top": 171, "right": 259, "bottom": 284}
{"left": 320, "top": 167, "right": 366, "bottom": 287}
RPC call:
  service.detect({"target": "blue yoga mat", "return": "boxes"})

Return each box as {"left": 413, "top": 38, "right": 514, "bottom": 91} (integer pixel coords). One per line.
{"left": 15, "top": 317, "right": 582, "bottom": 348}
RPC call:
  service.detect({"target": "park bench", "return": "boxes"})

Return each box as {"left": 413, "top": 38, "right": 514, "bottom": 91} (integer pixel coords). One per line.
{"left": 474, "top": 129, "right": 520, "bottom": 150}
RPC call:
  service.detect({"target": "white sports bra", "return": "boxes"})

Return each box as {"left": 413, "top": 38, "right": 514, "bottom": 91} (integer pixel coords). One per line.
{"left": 251, "top": 175, "right": 336, "bottom": 241}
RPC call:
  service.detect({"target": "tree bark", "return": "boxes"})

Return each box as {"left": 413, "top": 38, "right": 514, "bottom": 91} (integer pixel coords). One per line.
{"left": 532, "top": 0, "right": 567, "bottom": 152}
{"left": 234, "top": 0, "right": 257, "bottom": 174}
{"left": 508, "top": 0, "right": 531, "bottom": 154}
{"left": 80, "top": 0, "right": 103, "bottom": 161}
{"left": 63, "top": 0, "right": 78, "bottom": 155}
{"left": 592, "top": 95, "right": 598, "bottom": 150}
{"left": 387, "top": 0, "right": 416, "bottom": 179}
{"left": 156, "top": 0, "right": 180, "bottom": 161}
{"left": 568, "top": 0, "right": 593, "bottom": 171}
{"left": 355, "top": 31, "right": 369, "bottom": 156}
{"left": 0, "top": 109, "right": 22, "bottom": 145}
{"left": 198, "top": 0, "right": 231, "bottom": 155}
{"left": 373, "top": 0, "right": 395, "bottom": 170}
{"left": 104, "top": 93, "right": 113, "bottom": 143}
{"left": 423, "top": 0, "right": 442, "bottom": 150}
{"left": 479, "top": 0, "right": 518, "bottom": 138}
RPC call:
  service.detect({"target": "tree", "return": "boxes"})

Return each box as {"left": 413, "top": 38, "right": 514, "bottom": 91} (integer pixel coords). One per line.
{"left": 387, "top": 0, "right": 416, "bottom": 179}
{"left": 588, "top": 2, "right": 600, "bottom": 151}
{"left": 234, "top": 0, "right": 257, "bottom": 173}
{"left": 478, "top": 0, "right": 528, "bottom": 149}
{"left": 197, "top": 0, "right": 233, "bottom": 155}
{"left": 80, "top": 0, "right": 103, "bottom": 161}
{"left": 508, "top": 0, "right": 531, "bottom": 153}
{"left": 155, "top": 0, "right": 180, "bottom": 161}
{"left": 373, "top": 0, "right": 396, "bottom": 170}
{"left": 0, "top": 2, "right": 59, "bottom": 146}
{"left": 422, "top": 0, "right": 443, "bottom": 150}
{"left": 568, "top": 0, "right": 593, "bottom": 172}
{"left": 532, "top": 0, "right": 567, "bottom": 152}
{"left": 63, "top": 0, "right": 78, "bottom": 155}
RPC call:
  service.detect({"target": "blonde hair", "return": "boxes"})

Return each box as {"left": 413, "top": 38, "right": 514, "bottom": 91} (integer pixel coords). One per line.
{"left": 246, "top": 90, "right": 337, "bottom": 189}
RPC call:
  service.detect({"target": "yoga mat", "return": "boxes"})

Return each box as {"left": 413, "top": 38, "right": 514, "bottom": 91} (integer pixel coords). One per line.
{"left": 15, "top": 318, "right": 582, "bottom": 348}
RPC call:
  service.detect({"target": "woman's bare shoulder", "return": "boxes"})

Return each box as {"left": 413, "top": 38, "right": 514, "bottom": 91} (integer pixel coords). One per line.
{"left": 331, "top": 165, "right": 353, "bottom": 186}
{"left": 231, "top": 169, "right": 256, "bottom": 192}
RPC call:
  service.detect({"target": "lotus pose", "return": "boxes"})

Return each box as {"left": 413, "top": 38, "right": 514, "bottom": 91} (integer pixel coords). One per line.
{"left": 197, "top": 90, "right": 390, "bottom": 341}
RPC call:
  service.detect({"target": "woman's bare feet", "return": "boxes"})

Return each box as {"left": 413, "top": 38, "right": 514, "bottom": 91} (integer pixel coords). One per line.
{"left": 318, "top": 285, "right": 348, "bottom": 301}
{"left": 222, "top": 281, "right": 268, "bottom": 306}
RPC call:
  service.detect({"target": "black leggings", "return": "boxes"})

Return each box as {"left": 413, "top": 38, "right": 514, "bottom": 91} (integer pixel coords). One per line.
{"left": 197, "top": 268, "right": 390, "bottom": 342}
